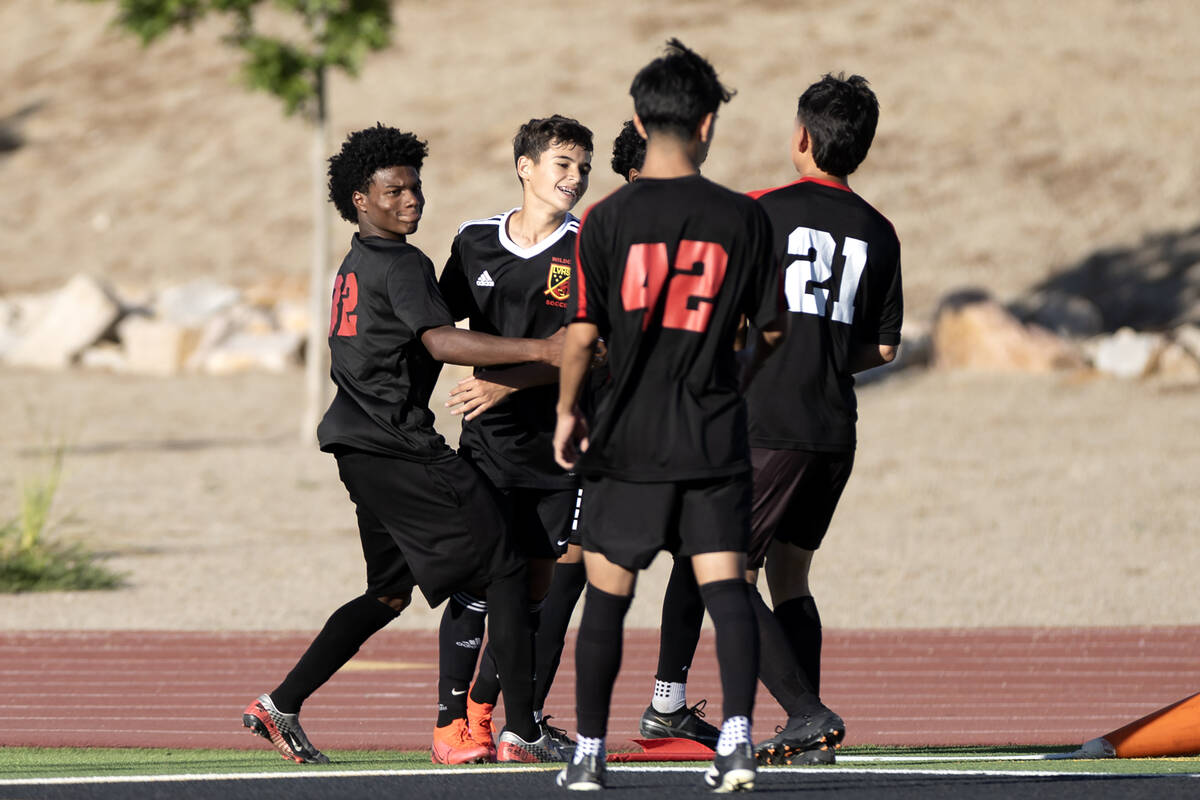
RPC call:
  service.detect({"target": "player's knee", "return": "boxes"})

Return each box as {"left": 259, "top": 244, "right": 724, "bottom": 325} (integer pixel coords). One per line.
{"left": 375, "top": 592, "right": 411, "bottom": 613}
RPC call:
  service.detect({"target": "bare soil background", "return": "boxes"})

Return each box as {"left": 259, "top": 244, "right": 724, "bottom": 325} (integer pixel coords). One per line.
{"left": 1, "top": 0, "right": 1198, "bottom": 630}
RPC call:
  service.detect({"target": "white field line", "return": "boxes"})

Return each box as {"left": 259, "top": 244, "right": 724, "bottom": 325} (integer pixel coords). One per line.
{"left": 5, "top": 763, "right": 1197, "bottom": 786}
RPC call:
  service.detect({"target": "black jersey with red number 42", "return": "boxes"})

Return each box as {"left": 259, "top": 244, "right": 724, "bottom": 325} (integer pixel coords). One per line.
{"left": 570, "top": 174, "right": 781, "bottom": 482}
{"left": 438, "top": 209, "right": 579, "bottom": 489}
{"left": 745, "top": 178, "right": 903, "bottom": 452}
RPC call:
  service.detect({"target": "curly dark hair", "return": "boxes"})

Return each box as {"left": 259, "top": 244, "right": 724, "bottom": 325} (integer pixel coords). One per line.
{"left": 327, "top": 124, "right": 428, "bottom": 223}
{"left": 610, "top": 119, "right": 645, "bottom": 180}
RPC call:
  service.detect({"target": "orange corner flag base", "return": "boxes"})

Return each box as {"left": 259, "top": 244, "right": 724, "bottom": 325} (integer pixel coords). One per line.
{"left": 1072, "top": 692, "right": 1200, "bottom": 758}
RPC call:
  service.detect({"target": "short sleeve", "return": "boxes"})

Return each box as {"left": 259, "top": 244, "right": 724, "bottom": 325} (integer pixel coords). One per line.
{"left": 386, "top": 251, "right": 454, "bottom": 338}
{"left": 744, "top": 202, "right": 784, "bottom": 330}
{"left": 437, "top": 234, "right": 474, "bottom": 322}
{"left": 570, "top": 203, "right": 610, "bottom": 334}
{"left": 857, "top": 238, "right": 903, "bottom": 347}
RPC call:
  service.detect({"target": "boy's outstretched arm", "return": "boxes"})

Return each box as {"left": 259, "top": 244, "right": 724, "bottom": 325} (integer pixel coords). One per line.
{"left": 421, "top": 325, "right": 564, "bottom": 368}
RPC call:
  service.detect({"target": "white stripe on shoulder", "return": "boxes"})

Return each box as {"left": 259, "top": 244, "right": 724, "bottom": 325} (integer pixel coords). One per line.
{"left": 457, "top": 213, "right": 506, "bottom": 234}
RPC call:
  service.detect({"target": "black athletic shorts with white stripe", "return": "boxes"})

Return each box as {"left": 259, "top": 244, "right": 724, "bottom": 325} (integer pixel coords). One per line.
{"left": 747, "top": 447, "right": 854, "bottom": 568}
{"left": 492, "top": 485, "right": 579, "bottom": 560}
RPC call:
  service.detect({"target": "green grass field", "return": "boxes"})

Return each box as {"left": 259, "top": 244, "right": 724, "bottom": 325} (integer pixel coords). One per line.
{"left": 2, "top": 746, "right": 1198, "bottom": 779}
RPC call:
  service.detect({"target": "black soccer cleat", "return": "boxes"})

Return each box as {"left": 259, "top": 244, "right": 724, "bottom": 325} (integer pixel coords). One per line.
{"left": 638, "top": 699, "right": 720, "bottom": 749}
{"left": 753, "top": 706, "right": 844, "bottom": 766}
{"left": 540, "top": 716, "right": 577, "bottom": 759}
{"left": 556, "top": 752, "right": 606, "bottom": 791}
{"left": 704, "top": 741, "right": 756, "bottom": 792}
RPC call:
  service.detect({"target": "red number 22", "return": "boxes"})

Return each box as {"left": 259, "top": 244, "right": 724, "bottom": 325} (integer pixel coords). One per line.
{"left": 620, "top": 240, "right": 728, "bottom": 333}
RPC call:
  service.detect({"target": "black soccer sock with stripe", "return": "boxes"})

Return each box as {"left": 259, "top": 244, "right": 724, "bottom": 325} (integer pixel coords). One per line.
{"left": 533, "top": 561, "right": 587, "bottom": 711}
{"left": 775, "top": 595, "right": 823, "bottom": 695}
{"left": 574, "top": 583, "right": 632, "bottom": 739}
{"left": 483, "top": 572, "right": 539, "bottom": 742}
{"left": 437, "top": 593, "right": 487, "bottom": 727}
{"left": 751, "top": 586, "right": 824, "bottom": 717}
{"left": 271, "top": 594, "right": 400, "bottom": 714}
{"left": 655, "top": 556, "right": 706, "bottom": 686}
{"left": 699, "top": 578, "right": 760, "bottom": 723}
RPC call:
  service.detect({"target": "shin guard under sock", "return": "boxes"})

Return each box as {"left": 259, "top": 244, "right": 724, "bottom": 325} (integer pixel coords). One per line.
{"left": 699, "top": 579, "right": 759, "bottom": 723}
{"left": 471, "top": 599, "right": 541, "bottom": 708}
{"left": 655, "top": 557, "right": 705, "bottom": 685}
{"left": 574, "top": 583, "right": 632, "bottom": 738}
{"left": 775, "top": 595, "right": 823, "bottom": 695}
{"left": 437, "top": 592, "right": 487, "bottom": 726}
{"left": 272, "top": 594, "right": 399, "bottom": 713}
{"left": 534, "top": 561, "right": 587, "bottom": 710}
{"left": 750, "top": 587, "right": 822, "bottom": 717}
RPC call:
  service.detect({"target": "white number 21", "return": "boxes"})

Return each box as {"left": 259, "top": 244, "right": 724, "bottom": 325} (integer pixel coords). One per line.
{"left": 783, "top": 227, "right": 867, "bottom": 324}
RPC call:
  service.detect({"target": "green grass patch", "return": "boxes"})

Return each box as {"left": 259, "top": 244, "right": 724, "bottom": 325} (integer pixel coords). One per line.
{"left": 0, "top": 446, "right": 124, "bottom": 593}
{"left": 1, "top": 746, "right": 1197, "bottom": 779}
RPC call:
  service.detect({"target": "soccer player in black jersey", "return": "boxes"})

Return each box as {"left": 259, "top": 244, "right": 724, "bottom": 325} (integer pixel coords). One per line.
{"left": 610, "top": 119, "right": 645, "bottom": 183}
{"left": 241, "top": 124, "right": 566, "bottom": 766}
{"left": 430, "top": 115, "right": 593, "bottom": 763}
{"left": 553, "top": 40, "right": 780, "bottom": 792}
{"left": 744, "top": 73, "right": 903, "bottom": 764}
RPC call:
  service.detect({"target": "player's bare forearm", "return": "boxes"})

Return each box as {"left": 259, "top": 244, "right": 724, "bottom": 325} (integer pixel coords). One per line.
{"left": 421, "top": 325, "right": 564, "bottom": 368}
{"left": 847, "top": 341, "right": 898, "bottom": 373}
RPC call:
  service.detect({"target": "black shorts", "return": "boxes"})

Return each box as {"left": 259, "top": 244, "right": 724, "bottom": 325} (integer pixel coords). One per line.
{"left": 333, "top": 449, "right": 522, "bottom": 608}
{"left": 747, "top": 448, "right": 854, "bottom": 569}
{"left": 579, "top": 473, "right": 751, "bottom": 571}
{"left": 496, "top": 486, "right": 580, "bottom": 559}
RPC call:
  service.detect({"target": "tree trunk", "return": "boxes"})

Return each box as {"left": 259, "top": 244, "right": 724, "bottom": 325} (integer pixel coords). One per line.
{"left": 300, "top": 66, "right": 330, "bottom": 444}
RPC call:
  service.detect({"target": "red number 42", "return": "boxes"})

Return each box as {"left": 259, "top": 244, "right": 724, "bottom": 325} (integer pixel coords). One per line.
{"left": 620, "top": 240, "right": 728, "bottom": 333}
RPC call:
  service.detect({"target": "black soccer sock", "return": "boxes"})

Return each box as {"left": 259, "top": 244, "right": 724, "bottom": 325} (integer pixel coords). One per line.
{"left": 484, "top": 572, "right": 538, "bottom": 742}
{"left": 574, "top": 583, "right": 632, "bottom": 739}
{"left": 775, "top": 595, "right": 823, "bottom": 695}
{"left": 533, "top": 561, "right": 587, "bottom": 711}
{"left": 750, "top": 587, "right": 823, "bottom": 717}
{"left": 470, "top": 598, "right": 541, "bottom": 708}
{"left": 271, "top": 594, "right": 399, "bottom": 714}
{"left": 655, "top": 557, "right": 705, "bottom": 685}
{"left": 699, "top": 579, "right": 759, "bottom": 723}
{"left": 437, "top": 592, "right": 487, "bottom": 727}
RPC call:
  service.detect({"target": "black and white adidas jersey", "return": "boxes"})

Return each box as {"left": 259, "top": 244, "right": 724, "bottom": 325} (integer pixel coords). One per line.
{"left": 439, "top": 208, "right": 579, "bottom": 489}
{"left": 745, "top": 178, "right": 903, "bottom": 452}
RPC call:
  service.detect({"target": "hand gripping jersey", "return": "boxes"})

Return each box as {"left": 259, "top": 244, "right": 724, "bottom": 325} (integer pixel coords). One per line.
{"left": 316, "top": 233, "right": 456, "bottom": 462}
{"left": 745, "top": 178, "right": 903, "bottom": 452}
{"left": 438, "top": 209, "right": 579, "bottom": 489}
{"left": 569, "top": 175, "right": 781, "bottom": 481}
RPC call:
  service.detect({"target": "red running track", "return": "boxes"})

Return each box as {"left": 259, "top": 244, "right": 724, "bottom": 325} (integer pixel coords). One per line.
{"left": 1, "top": 627, "right": 1198, "bottom": 752}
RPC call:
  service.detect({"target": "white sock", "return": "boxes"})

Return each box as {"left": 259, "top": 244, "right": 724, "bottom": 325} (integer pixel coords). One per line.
{"left": 575, "top": 734, "right": 605, "bottom": 761}
{"left": 651, "top": 679, "right": 687, "bottom": 714}
{"left": 716, "top": 715, "right": 750, "bottom": 756}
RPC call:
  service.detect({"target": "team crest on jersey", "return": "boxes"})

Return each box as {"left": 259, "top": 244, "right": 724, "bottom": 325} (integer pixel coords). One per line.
{"left": 545, "top": 257, "right": 572, "bottom": 305}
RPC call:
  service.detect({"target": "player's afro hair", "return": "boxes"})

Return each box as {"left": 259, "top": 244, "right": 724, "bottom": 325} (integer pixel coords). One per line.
{"left": 796, "top": 73, "right": 878, "bottom": 177}
{"left": 630, "top": 38, "right": 734, "bottom": 140}
{"left": 610, "top": 119, "right": 645, "bottom": 180}
{"left": 327, "top": 124, "right": 428, "bottom": 223}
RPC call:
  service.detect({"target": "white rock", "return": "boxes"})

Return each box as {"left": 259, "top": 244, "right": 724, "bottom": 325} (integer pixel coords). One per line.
{"left": 1152, "top": 341, "right": 1200, "bottom": 383}
{"left": 117, "top": 315, "right": 203, "bottom": 376}
{"left": 1091, "top": 328, "right": 1167, "bottom": 379}
{"left": 79, "top": 342, "right": 127, "bottom": 372}
{"left": 1173, "top": 323, "right": 1200, "bottom": 360}
{"left": 155, "top": 280, "right": 241, "bottom": 327}
{"left": 6, "top": 275, "right": 122, "bottom": 368}
{"left": 199, "top": 331, "right": 303, "bottom": 375}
